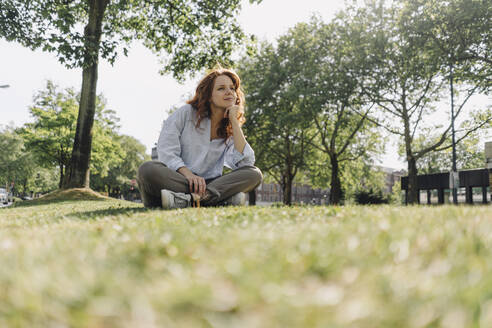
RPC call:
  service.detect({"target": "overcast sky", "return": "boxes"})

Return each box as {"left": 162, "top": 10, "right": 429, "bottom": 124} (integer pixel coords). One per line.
{"left": 3, "top": 0, "right": 487, "bottom": 170}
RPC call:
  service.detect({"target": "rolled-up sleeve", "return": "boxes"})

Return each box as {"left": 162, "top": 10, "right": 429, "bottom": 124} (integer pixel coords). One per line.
{"left": 157, "top": 108, "right": 187, "bottom": 171}
{"left": 224, "top": 140, "right": 255, "bottom": 169}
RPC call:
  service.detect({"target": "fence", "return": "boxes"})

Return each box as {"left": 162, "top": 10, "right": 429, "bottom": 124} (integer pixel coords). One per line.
{"left": 252, "top": 182, "right": 330, "bottom": 205}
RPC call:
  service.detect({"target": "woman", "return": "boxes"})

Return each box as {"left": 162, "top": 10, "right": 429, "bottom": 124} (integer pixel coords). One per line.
{"left": 137, "top": 68, "right": 262, "bottom": 209}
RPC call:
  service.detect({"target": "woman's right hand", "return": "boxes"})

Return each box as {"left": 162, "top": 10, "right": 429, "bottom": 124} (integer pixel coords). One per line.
{"left": 178, "top": 167, "right": 206, "bottom": 196}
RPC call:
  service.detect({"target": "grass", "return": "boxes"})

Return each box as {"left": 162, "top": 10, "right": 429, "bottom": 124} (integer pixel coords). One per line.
{"left": 1, "top": 192, "right": 492, "bottom": 327}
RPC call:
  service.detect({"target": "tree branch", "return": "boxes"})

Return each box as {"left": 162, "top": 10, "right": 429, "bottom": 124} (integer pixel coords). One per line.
{"left": 350, "top": 106, "right": 404, "bottom": 136}
{"left": 164, "top": 0, "right": 200, "bottom": 30}
{"left": 431, "top": 116, "right": 492, "bottom": 154}
{"left": 337, "top": 103, "right": 373, "bottom": 156}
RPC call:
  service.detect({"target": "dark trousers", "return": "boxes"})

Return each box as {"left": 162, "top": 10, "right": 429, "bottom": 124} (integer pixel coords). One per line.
{"left": 137, "top": 161, "right": 262, "bottom": 208}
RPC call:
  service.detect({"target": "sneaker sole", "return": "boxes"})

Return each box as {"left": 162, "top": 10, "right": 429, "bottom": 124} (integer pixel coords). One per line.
{"left": 233, "top": 192, "right": 246, "bottom": 206}
{"left": 161, "top": 189, "right": 172, "bottom": 209}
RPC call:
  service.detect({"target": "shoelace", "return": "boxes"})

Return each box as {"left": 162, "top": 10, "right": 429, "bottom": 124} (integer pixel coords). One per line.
{"left": 173, "top": 194, "right": 200, "bottom": 208}
{"left": 173, "top": 194, "right": 190, "bottom": 208}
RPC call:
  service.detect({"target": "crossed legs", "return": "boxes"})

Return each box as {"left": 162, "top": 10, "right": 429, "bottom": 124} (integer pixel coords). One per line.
{"left": 136, "top": 161, "right": 262, "bottom": 208}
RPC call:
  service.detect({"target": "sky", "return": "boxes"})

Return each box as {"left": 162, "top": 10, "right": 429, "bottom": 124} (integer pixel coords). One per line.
{"left": 1, "top": 0, "right": 488, "bottom": 170}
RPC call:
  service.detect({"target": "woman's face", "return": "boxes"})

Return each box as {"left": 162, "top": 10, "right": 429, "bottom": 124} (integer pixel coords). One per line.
{"left": 210, "top": 74, "right": 237, "bottom": 110}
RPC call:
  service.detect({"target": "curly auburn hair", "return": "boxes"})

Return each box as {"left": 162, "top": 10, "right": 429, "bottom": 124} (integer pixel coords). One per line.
{"left": 187, "top": 68, "right": 246, "bottom": 139}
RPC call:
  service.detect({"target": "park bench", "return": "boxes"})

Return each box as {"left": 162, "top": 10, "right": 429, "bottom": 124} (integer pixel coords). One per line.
{"left": 401, "top": 169, "right": 491, "bottom": 204}
{"left": 401, "top": 142, "right": 492, "bottom": 205}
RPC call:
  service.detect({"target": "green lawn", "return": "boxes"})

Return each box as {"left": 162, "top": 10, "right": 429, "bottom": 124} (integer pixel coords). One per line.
{"left": 1, "top": 194, "right": 492, "bottom": 327}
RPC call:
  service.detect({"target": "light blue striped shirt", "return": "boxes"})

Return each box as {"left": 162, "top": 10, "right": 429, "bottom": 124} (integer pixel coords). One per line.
{"left": 157, "top": 104, "right": 255, "bottom": 179}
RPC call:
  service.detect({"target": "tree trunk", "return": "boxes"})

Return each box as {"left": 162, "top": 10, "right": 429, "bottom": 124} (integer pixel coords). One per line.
{"left": 282, "top": 173, "right": 293, "bottom": 205}
{"left": 281, "top": 136, "right": 295, "bottom": 205}
{"left": 58, "top": 164, "right": 64, "bottom": 189}
{"left": 329, "top": 154, "right": 343, "bottom": 205}
{"left": 401, "top": 90, "right": 419, "bottom": 204}
{"left": 63, "top": 0, "right": 109, "bottom": 189}
{"left": 22, "top": 179, "right": 27, "bottom": 195}
{"left": 407, "top": 156, "right": 419, "bottom": 204}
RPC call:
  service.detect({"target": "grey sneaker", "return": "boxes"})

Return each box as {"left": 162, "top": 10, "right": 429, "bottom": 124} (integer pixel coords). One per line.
{"left": 161, "top": 189, "right": 192, "bottom": 209}
{"left": 229, "top": 192, "right": 246, "bottom": 206}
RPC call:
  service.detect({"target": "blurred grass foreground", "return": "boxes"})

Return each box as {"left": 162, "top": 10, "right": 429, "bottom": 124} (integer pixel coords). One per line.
{"left": 1, "top": 189, "right": 492, "bottom": 327}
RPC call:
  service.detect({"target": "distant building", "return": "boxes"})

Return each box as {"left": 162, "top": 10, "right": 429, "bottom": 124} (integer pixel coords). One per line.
{"left": 254, "top": 182, "right": 330, "bottom": 205}
{"left": 377, "top": 166, "right": 406, "bottom": 193}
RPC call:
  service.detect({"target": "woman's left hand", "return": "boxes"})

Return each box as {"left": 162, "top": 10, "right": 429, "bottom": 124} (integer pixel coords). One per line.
{"left": 224, "top": 105, "right": 243, "bottom": 122}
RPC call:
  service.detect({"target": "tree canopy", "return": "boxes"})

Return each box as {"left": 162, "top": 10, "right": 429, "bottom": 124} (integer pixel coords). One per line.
{"left": 239, "top": 18, "right": 386, "bottom": 204}
{"left": 0, "top": 0, "right": 262, "bottom": 78}
{"left": 19, "top": 81, "right": 123, "bottom": 188}
{"left": 239, "top": 38, "right": 316, "bottom": 205}
{"left": 344, "top": 0, "right": 492, "bottom": 203}
{"left": 0, "top": 124, "right": 33, "bottom": 192}
{"left": 0, "top": 124, "right": 58, "bottom": 196}
{"left": 0, "top": 0, "right": 262, "bottom": 189}
{"left": 91, "top": 134, "right": 150, "bottom": 198}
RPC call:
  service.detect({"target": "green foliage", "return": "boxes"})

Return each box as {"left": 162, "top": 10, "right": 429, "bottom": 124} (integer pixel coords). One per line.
{"left": 0, "top": 124, "right": 35, "bottom": 192}
{"left": 89, "top": 98, "right": 125, "bottom": 179}
{"left": 344, "top": 0, "right": 492, "bottom": 203}
{"left": 19, "top": 81, "right": 77, "bottom": 182}
{"left": 0, "top": 124, "right": 58, "bottom": 195}
{"left": 18, "top": 81, "right": 123, "bottom": 188}
{"left": 26, "top": 167, "right": 59, "bottom": 195}
{"left": 414, "top": 131, "right": 487, "bottom": 174}
{"left": 388, "top": 180, "right": 403, "bottom": 204}
{"left": 354, "top": 188, "right": 389, "bottom": 205}
{"left": 91, "top": 134, "right": 150, "bottom": 197}
{"left": 0, "top": 0, "right": 262, "bottom": 79}
{"left": 238, "top": 36, "right": 316, "bottom": 204}
{"left": 239, "top": 18, "right": 386, "bottom": 204}
{"left": 342, "top": 162, "right": 388, "bottom": 201}
{"left": 1, "top": 201, "right": 492, "bottom": 326}
{"left": 404, "top": 0, "right": 491, "bottom": 91}
{"left": 301, "top": 17, "right": 386, "bottom": 204}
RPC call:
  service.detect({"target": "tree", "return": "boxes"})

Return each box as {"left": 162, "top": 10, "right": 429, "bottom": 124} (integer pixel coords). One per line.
{"left": 299, "top": 18, "right": 385, "bottom": 204}
{"left": 23, "top": 168, "right": 60, "bottom": 196}
{"left": 0, "top": 0, "right": 262, "bottom": 188}
{"left": 19, "top": 81, "right": 123, "bottom": 188}
{"left": 240, "top": 18, "right": 386, "bottom": 205}
{"left": 91, "top": 134, "right": 150, "bottom": 198}
{"left": 0, "top": 124, "right": 36, "bottom": 193}
{"left": 238, "top": 38, "right": 316, "bottom": 205}
{"left": 350, "top": 0, "right": 492, "bottom": 203}
{"left": 407, "top": 0, "right": 491, "bottom": 91}
{"left": 0, "top": 124, "right": 58, "bottom": 196}
{"left": 401, "top": 0, "right": 491, "bottom": 203}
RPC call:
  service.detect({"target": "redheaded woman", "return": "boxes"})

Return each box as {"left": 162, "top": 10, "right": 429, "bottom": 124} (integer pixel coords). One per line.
{"left": 137, "top": 68, "right": 262, "bottom": 209}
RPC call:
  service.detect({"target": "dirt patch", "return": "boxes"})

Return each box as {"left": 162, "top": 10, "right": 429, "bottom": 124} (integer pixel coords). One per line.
{"left": 39, "top": 188, "right": 109, "bottom": 201}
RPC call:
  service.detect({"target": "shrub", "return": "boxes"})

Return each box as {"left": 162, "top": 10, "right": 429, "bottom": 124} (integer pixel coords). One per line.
{"left": 354, "top": 188, "right": 389, "bottom": 204}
